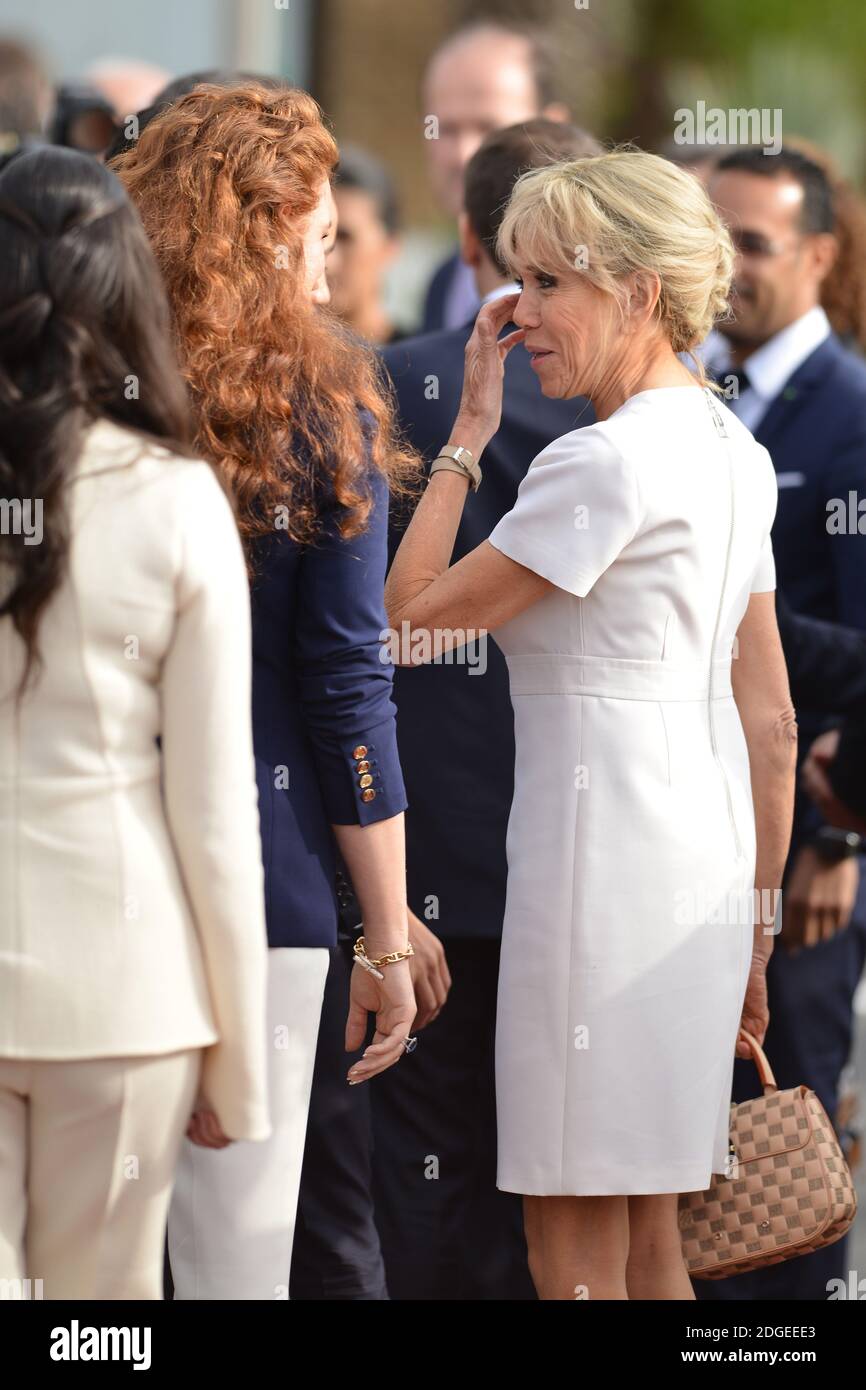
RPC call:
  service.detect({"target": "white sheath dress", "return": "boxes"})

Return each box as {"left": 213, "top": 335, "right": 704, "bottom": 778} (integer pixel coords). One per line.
{"left": 486, "top": 385, "right": 778, "bottom": 1196}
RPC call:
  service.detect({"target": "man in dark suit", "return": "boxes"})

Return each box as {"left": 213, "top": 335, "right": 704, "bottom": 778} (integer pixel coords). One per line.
{"left": 418, "top": 19, "right": 570, "bottom": 333}
{"left": 696, "top": 146, "right": 866, "bottom": 1301}
{"left": 371, "top": 117, "right": 599, "bottom": 1300}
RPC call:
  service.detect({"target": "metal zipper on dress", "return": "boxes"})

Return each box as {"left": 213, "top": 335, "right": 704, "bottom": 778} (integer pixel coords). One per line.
{"left": 704, "top": 389, "right": 743, "bottom": 860}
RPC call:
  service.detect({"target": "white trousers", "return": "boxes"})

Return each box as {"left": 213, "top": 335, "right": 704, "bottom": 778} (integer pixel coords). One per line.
{"left": 168, "top": 946, "right": 329, "bottom": 1299}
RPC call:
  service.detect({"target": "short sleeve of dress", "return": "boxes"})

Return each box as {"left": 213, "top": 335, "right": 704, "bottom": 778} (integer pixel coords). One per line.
{"left": 486, "top": 426, "right": 642, "bottom": 598}
{"left": 749, "top": 443, "right": 779, "bottom": 594}
{"left": 750, "top": 531, "right": 777, "bottom": 593}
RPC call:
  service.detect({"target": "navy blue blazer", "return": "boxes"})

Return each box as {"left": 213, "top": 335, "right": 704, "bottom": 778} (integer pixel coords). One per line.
{"left": 774, "top": 593, "right": 866, "bottom": 827}
{"left": 753, "top": 333, "right": 866, "bottom": 848}
{"left": 420, "top": 252, "right": 457, "bottom": 334}
{"left": 420, "top": 251, "right": 480, "bottom": 334}
{"left": 382, "top": 319, "right": 593, "bottom": 941}
{"left": 250, "top": 410, "right": 407, "bottom": 948}
{"left": 777, "top": 591, "right": 866, "bottom": 714}
{"left": 830, "top": 720, "right": 866, "bottom": 820}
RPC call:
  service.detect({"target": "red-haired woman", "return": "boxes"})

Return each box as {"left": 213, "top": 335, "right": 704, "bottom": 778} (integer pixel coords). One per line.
{"left": 115, "top": 83, "right": 422, "bottom": 1299}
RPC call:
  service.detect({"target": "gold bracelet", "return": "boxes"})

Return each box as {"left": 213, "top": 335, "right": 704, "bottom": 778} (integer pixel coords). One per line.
{"left": 353, "top": 935, "right": 415, "bottom": 968}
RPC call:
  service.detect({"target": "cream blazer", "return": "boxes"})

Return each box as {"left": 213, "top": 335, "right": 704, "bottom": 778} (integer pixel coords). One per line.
{"left": 0, "top": 419, "right": 270, "bottom": 1142}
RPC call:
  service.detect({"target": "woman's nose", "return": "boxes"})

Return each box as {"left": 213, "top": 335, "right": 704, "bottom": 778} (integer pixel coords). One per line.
{"left": 511, "top": 290, "right": 539, "bottom": 328}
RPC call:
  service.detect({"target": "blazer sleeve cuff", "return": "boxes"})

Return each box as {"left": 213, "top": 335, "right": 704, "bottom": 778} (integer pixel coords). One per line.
{"left": 793, "top": 792, "right": 828, "bottom": 848}
{"left": 828, "top": 724, "right": 866, "bottom": 820}
{"left": 315, "top": 718, "right": 408, "bottom": 826}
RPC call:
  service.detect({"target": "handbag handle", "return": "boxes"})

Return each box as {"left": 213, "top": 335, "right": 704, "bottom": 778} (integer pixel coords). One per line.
{"left": 738, "top": 1028, "right": 779, "bottom": 1095}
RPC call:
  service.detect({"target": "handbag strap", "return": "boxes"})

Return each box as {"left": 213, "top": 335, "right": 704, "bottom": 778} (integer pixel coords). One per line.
{"left": 738, "top": 1028, "right": 779, "bottom": 1094}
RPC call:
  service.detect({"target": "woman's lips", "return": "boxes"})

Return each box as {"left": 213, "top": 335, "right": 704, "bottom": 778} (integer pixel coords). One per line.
{"left": 529, "top": 349, "right": 554, "bottom": 366}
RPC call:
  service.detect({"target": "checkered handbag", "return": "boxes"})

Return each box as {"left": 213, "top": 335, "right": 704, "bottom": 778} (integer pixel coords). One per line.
{"left": 679, "top": 1029, "right": 858, "bottom": 1279}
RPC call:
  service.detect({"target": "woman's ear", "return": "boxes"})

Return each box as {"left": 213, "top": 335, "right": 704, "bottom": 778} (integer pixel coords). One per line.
{"left": 626, "top": 270, "right": 662, "bottom": 329}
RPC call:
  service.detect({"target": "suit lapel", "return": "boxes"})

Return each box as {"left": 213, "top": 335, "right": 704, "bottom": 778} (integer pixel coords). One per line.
{"left": 754, "top": 335, "right": 840, "bottom": 453}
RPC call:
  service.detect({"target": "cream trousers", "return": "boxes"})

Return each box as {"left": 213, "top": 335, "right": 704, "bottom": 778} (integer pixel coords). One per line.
{"left": 0, "top": 1047, "right": 201, "bottom": 1299}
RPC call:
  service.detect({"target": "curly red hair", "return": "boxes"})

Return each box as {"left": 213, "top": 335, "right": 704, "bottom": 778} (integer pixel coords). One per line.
{"left": 112, "top": 82, "right": 421, "bottom": 553}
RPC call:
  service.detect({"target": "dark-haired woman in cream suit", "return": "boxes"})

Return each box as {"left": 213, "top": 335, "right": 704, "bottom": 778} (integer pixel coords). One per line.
{"left": 0, "top": 147, "right": 270, "bottom": 1299}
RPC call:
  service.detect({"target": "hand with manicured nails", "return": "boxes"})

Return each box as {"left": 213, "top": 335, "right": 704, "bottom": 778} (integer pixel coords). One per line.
{"left": 344, "top": 954, "right": 417, "bottom": 1084}
{"left": 453, "top": 292, "right": 526, "bottom": 451}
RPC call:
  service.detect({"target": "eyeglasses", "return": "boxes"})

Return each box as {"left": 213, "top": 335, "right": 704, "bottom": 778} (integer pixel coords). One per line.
{"left": 729, "top": 229, "right": 801, "bottom": 259}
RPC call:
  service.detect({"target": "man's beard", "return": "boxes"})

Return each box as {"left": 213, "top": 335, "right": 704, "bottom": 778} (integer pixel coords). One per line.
{"left": 721, "top": 293, "right": 763, "bottom": 350}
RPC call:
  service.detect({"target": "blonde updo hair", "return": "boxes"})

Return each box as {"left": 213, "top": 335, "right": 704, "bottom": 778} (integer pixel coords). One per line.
{"left": 497, "top": 146, "right": 734, "bottom": 377}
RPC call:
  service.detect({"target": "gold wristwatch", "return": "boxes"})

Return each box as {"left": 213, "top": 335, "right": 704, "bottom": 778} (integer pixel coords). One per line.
{"left": 429, "top": 443, "right": 482, "bottom": 492}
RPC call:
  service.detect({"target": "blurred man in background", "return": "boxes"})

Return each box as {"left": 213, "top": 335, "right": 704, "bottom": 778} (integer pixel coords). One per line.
{"left": 0, "top": 39, "right": 52, "bottom": 170}
{"left": 328, "top": 144, "right": 405, "bottom": 345}
{"left": 419, "top": 18, "right": 570, "bottom": 333}
{"left": 50, "top": 84, "right": 117, "bottom": 156}
{"left": 85, "top": 57, "right": 171, "bottom": 122}
{"left": 699, "top": 144, "right": 866, "bottom": 1301}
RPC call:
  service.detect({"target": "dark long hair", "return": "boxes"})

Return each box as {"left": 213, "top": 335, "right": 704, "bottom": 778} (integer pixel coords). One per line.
{"left": 0, "top": 146, "right": 194, "bottom": 693}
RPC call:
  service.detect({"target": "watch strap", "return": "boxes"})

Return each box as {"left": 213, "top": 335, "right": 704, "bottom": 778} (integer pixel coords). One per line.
{"left": 812, "top": 827, "right": 863, "bottom": 860}
{"left": 432, "top": 444, "right": 482, "bottom": 491}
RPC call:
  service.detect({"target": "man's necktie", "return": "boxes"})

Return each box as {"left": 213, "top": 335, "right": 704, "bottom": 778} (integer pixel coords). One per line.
{"left": 715, "top": 364, "right": 751, "bottom": 406}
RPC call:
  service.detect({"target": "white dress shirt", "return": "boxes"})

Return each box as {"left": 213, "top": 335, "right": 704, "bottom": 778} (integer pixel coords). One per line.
{"left": 699, "top": 305, "right": 831, "bottom": 433}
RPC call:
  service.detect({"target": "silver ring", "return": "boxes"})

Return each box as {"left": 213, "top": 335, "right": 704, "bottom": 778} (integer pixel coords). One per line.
{"left": 402, "top": 1035, "right": 418, "bottom": 1055}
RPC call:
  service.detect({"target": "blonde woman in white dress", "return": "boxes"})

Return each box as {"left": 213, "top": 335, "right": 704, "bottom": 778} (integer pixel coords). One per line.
{"left": 383, "top": 150, "right": 797, "bottom": 1300}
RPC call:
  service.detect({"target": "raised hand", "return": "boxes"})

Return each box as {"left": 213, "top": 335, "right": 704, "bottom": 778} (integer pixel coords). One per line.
{"left": 455, "top": 292, "right": 526, "bottom": 448}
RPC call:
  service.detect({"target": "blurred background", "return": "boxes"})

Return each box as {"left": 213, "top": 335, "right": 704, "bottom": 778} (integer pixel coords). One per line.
{"left": 4, "top": 0, "right": 866, "bottom": 331}
{"left": 1, "top": 0, "right": 864, "bottom": 1282}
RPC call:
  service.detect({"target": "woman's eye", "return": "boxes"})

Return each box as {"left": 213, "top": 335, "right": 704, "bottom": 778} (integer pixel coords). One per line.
{"left": 514, "top": 275, "right": 555, "bottom": 291}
